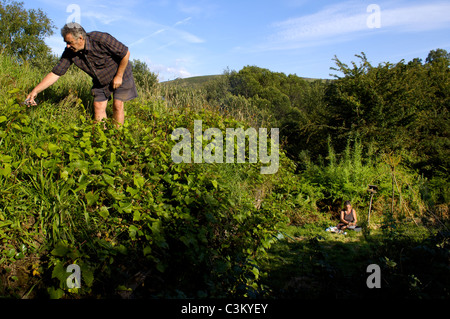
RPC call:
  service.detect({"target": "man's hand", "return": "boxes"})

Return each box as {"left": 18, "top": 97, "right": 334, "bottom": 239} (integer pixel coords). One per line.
{"left": 112, "top": 50, "right": 130, "bottom": 90}
{"left": 25, "top": 72, "right": 61, "bottom": 107}
{"left": 25, "top": 91, "right": 38, "bottom": 107}
{"left": 112, "top": 75, "right": 123, "bottom": 90}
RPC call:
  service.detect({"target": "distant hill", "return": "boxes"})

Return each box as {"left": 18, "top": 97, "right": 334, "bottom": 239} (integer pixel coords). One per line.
{"left": 161, "top": 74, "right": 329, "bottom": 88}
{"left": 161, "top": 75, "right": 224, "bottom": 89}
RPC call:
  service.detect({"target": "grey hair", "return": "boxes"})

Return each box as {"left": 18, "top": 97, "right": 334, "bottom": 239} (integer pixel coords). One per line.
{"left": 61, "top": 22, "right": 86, "bottom": 39}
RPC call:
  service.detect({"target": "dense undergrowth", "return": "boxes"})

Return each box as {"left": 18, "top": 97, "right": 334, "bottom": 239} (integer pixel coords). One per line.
{"left": 0, "top": 51, "right": 448, "bottom": 299}
{"left": 0, "top": 53, "right": 296, "bottom": 298}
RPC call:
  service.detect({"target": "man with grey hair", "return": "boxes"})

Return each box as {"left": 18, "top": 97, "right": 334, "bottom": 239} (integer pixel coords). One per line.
{"left": 26, "top": 22, "right": 137, "bottom": 125}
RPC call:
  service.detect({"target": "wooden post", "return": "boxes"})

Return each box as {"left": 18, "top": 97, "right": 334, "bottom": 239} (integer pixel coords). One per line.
{"left": 367, "top": 185, "right": 378, "bottom": 226}
{"left": 368, "top": 192, "right": 374, "bottom": 225}
{"left": 391, "top": 165, "right": 395, "bottom": 216}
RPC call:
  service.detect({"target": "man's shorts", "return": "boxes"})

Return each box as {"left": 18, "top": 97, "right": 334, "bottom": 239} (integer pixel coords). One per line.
{"left": 91, "top": 76, "right": 138, "bottom": 102}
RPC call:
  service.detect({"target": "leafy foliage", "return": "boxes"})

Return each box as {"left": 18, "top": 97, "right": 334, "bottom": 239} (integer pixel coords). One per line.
{"left": 0, "top": 58, "right": 292, "bottom": 297}
{"left": 130, "top": 59, "right": 158, "bottom": 89}
{"left": 0, "top": 4, "right": 448, "bottom": 298}
{"left": 0, "top": 0, "right": 55, "bottom": 60}
{"left": 202, "top": 53, "right": 448, "bottom": 210}
{"left": 326, "top": 52, "right": 449, "bottom": 178}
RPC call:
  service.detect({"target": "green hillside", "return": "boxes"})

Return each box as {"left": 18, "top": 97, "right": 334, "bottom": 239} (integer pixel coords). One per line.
{"left": 162, "top": 74, "right": 330, "bottom": 89}
{"left": 162, "top": 75, "right": 224, "bottom": 88}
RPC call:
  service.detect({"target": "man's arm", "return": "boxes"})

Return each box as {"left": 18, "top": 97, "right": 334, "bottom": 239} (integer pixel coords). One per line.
{"left": 112, "top": 50, "right": 130, "bottom": 90}
{"left": 26, "top": 72, "right": 61, "bottom": 106}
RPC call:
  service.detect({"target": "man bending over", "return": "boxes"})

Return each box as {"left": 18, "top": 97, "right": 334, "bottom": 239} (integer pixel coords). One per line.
{"left": 26, "top": 22, "right": 137, "bottom": 125}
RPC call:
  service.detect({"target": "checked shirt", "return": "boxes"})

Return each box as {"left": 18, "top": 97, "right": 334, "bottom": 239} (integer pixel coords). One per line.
{"left": 52, "top": 31, "right": 132, "bottom": 87}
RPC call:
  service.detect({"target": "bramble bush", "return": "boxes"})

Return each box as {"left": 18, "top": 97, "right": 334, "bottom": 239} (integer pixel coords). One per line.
{"left": 0, "top": 74, "right": 293, "bottom": 298}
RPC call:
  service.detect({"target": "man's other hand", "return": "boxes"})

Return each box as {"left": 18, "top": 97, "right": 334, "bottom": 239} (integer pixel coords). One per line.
{"left": 112, "top": 75, "right": 123, "bottom": 90}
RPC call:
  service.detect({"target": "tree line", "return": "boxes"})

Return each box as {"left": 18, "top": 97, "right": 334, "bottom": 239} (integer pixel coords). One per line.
{"left": 203, "top": 51, "right": 449, "bottom": 206}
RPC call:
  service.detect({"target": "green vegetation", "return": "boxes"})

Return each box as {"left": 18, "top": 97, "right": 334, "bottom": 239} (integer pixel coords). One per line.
{"left": 0, "top": 0, "right": 55, "bottom": 60}
{"left": 0, "top": 53, "right": 295, "bottom": 298}
{"left": 0, "top": 1, "right": 448, "bottom": 299}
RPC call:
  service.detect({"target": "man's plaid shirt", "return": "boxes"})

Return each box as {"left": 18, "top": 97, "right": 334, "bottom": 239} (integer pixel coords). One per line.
{"left": 52, "top": 31, "right": 132, "bottom": 87}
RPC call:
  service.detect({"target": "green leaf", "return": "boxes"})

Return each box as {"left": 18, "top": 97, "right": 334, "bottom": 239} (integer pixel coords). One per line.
{"left": 251, "top": 267, "right": 260, "bottom": 279}
{"left": 102, "top": 174, "right": 115, "bottom": 187}
{"left": 117, "top": 244, "right": 127, "bottom": 255}
{"left": 126, "top": 186, "right": 139, "bottom": 197}
{"left": 0, "top": 221, "right": 13, "bottom": 228}
{"left": 0, "top": 164, "right": 11, "bottom": 177}
{"left": 51, "top": 243, "right": 70, "bottom": 257}
{"left": 119, "top": 201, "right": 133, "bottom": 214}
{"left": 51, "top": 262, "right": 69, "bottom": 282}
{"left": 48, "top": 143, "right": 60, "bottom": 153}
{"left": 70, "top": 160, "right": 89, "bottom": 173}
{"left": 31, "top": 147, "right": 48, "bottom": 158}
{"left": 129, "top": 225, "right": 138, "bottom": 239}
{"left": 0, "top": 155, "right": 13, "bottom": 163}
{"left": 143, "top": 246, "right": 152, "bottom": 256}
{"left": 0, "top": 116, "right": 7, "bottom": 123}
{"left": 81, "top": 264, "right": 94, "bottom": 287}
{"left": 48, "top": 287, "right": 64, "bottom": 299}
{"left": 7, "top": 88, "right": 20, "bottom": 94}
{"left": 85, "top": 191, "right": 99, "bottom": 206}
{"left": 133, "top": 211, "right": 141, "bottom": 221}
{"left": 107, "top": 187, "right": 125, "bottom": 200}
{"left": 212, "top": 180, "right": 218, "bottom": 189}
{"left": 6, "top": 248, "right": 16, "bottom": 258}
{"left": 133, "top": 173, "right": 145, "bottom": 189}
{"left": 60, "top": 170, "right": 69, "bottom": 181}
{"left": 99, "top": 206, "right": 110, "bottom": 219}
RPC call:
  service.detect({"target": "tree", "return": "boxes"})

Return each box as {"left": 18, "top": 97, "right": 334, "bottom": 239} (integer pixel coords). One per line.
{"left": 0, "top": 0, "right": 55, "bottom": 60}
{"left": 130, "top": 59, "right": 158, "bottom": 89}
{"left": 425, "top": 48, "right": 450, "bottom": 65}
{"left": 325, "top": 51, "right": 449, "bottom": 177}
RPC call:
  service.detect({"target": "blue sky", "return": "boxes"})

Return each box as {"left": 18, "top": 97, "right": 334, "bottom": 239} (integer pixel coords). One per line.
{"left": 25, "top": 0, "right": 450, "bottom": 81}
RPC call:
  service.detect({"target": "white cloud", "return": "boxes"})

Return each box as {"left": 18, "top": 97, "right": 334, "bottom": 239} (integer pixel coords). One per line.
{"left": 151, "top": 63, "right": 193, "bottom": 81}
{"left": 177, "top": 30, "right": 204, "bottom": 44}
{"left": 130, "top": 29, "right": 167, "bottom": 47}
{"left": 176, "top": 0, "right": 217, "bottom": 18}
{"left": 272, "top": 2, "right": 365, "bottom": 41}
{"left": 139, "top": 56, "right": 195, "bottom": 81}
{"left": 380, "top": 2, "right": 450, "bottom": 31}
{"left": 83, "top": 11, "right": 122, "bottom": 25}
{"left": 129, "top": 15, "right": 204, "bottom": 49}
{"left": 174, "top": 17, "right": 192, "bottom": 27}
{"left": 261, "top": 1, "right": 450, "bottom": 51}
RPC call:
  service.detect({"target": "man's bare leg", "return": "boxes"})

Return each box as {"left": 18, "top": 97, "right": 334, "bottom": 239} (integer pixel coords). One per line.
{"left": 93, "top": 100, "right": 108, "bottom": 123}
{"left": 113, "top": 99, "right": 124, "bottom": 126}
